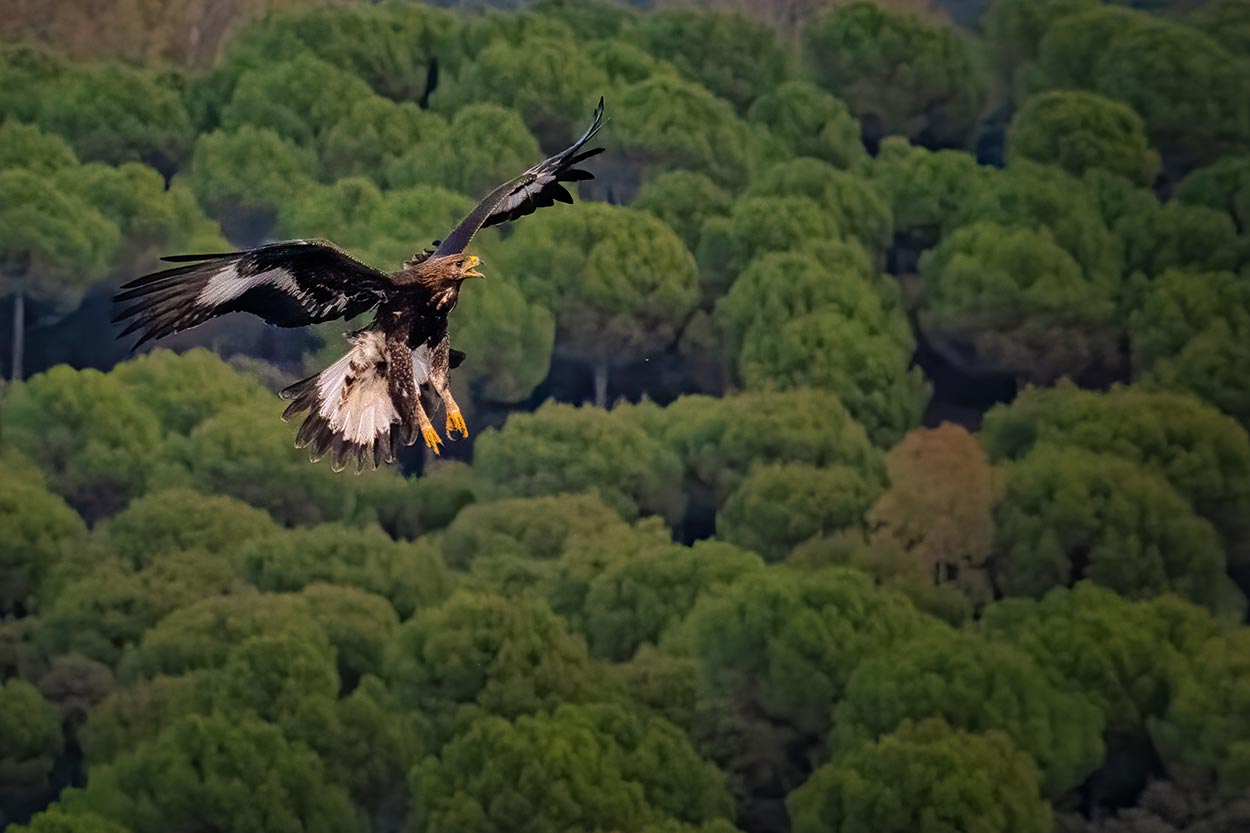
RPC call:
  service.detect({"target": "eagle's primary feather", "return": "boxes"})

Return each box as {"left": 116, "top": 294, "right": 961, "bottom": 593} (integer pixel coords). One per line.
{"left": 112, "top": 98, "right": 606, "bottom": 472}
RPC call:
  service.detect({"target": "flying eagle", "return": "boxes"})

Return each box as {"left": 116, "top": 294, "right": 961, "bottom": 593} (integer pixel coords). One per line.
{"left": 113, "top": 98, "right": 605, "bottom": 473}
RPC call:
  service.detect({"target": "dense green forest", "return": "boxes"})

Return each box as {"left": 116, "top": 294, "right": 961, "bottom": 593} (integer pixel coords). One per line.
{"left": 2, "top": 0, "right": 1250, "bottom": 831}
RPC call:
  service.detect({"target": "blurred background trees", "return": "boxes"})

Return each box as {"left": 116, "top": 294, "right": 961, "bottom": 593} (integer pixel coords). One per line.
{"left": 3, "top": 1, "right": 1250, "bottom": 833}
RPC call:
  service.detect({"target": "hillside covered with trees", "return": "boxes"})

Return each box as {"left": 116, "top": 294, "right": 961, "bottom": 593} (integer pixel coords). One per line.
{"left": 2, "top": 1, "right": 1250, "bottom": 832}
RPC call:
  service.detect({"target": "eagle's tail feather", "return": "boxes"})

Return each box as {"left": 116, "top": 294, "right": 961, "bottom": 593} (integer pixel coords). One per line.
{"left": 280, "top": 332, "right": 402, "bottom": 474}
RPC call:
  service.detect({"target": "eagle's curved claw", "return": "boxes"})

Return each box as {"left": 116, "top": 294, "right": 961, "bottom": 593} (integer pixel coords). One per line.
{"left": 446, "top": 410, "right": 469, "bottom": 440}
{"left": 422, "top": 426, "right": 443, "bottom": 455}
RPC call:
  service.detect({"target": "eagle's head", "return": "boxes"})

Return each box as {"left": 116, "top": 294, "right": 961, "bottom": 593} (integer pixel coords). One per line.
{"left": 450, "top": 254, "right": 484, "bottom": 281}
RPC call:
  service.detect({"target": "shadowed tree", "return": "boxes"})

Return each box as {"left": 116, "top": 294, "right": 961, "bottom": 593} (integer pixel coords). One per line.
{"left": 788, "top": 719, "right": 1052, "bottom": 833}
{"left": 649, "top": 390, "right": 887, "bottom": 505}
{"left": 633, "top": 171, "right": 732, "bottom": 253}
{"left": 982, "top": 384, "right": 1250, "bottom": 565}
{"left": 188, "top": 126, "right": 316, "bottom": 242}
{"left": 983, "top": 0, "right": 1099, "bottom": 92}
{"left": 474, "top": 403, "right": 686, "bottom": 523}
{"left": 1175, "top": 156, "right": 1250, "bottom": 236}
{"left": 917, "top": 221, "right": 1119, "bottom": 384}
{"left": 0, "top": 465, "right": 86, "bottom": 617}
{"left": 237, "top": 523, "right": 451, "bottom": 618}
{"left": 63, "top": 714, "right": 358, "bottom": 833}
{"left": 6, "top": 808, "right": 132, "bottom": 833}
{"left": 409, "top": 704, "right": 732, "bottom": 833}
{"left": 868, "top": 137, "right": 990, "bottom": 255}
{"left": 833, "top": 630, "right": 1105, "bottom": 797}
{"left": 982, "top": 583, "right": 1221, "bottom": 739}
{"left": 1151, "top": 629, "right": 1250, "bottom": 796}
{"left": 0, "top": 678, "right": 63, "bottom": 792}
{"left": 1129, "top": 270, "right": 1250, "bottom": 428}
{"left": 716, "top": 463, "right": 883, "bottom": 560}
{"left": 384, "top": 592, "right": 610, "bottom": 727}
{"left": 385, "top": 104, "right": 539, "bottom": 198}
{"left": 614, "top": 73, "right": 761, "bottom": 188}
{"left": 993, "top": 445, "right": 1241, "bottom": 616}
{"left": 450, "top": 271, "right": 555, "bottom": 405}
{"left": 1007, "top": 91, "right": 1160, "bottom": 185}
{"left": 0, "top": 167, "right": 119, "bottom": 381}
{"left": 633, "top": 10, "right": 788, "bottom": 112}
{"left": 580, "top": 540, "right": 765, "bottom": 661}
{"left": 0, "top": 366, "right": 158, "bottom": 516}
{"left": 321, "top": 96, "right": 449, "bottom": 183}
{"left": 1026, "top": 6, "right": 1250, "bottom": 167}
{"left": 747, "top": 82, "right": 866, "bottom": 170}
{"left": 804, "top": 2, "right": 988, "bottom": 148}
{"left": 496, "top": 203, "right": 699, "bottom": 405}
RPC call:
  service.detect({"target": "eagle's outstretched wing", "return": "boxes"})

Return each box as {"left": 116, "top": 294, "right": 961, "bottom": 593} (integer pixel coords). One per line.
{"left": 433, "top": 97, "right": 606, "bottom": 257}
{"left": 113, "top": 239, "right": 393, "bottom": 350}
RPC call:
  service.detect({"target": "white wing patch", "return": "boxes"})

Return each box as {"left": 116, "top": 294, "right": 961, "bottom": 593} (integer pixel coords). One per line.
{"left": 195, "top": 265, "right": 299, "bottom": 308}
{"left": 315, "top": 331, "right": 398, "bottom": 445}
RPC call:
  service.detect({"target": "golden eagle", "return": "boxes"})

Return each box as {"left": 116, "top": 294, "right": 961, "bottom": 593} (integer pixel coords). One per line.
{"left": 113, "top": 98, "right": 605, "bottom": 472}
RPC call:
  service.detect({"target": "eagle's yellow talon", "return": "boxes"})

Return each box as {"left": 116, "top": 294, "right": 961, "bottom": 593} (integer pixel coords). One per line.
{"left": 446, "top": 410, "right": 469, "bottom": 439}
{"left": 422, "top": 426, "right": 443, "bottom": 455}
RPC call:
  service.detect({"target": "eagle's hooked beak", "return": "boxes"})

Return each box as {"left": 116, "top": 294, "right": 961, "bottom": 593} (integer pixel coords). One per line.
{"left": 463, "top": 255, "right": 484, "bottom": 279}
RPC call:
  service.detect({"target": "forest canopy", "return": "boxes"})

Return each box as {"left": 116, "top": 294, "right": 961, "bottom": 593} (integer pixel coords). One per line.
{"left": 3, "top": 1, "right": 1250, "bottom": 833}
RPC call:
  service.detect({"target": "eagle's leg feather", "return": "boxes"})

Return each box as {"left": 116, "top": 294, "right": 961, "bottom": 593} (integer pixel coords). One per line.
{"left": 429, "top": 334, "right": 468, "bottom": 440}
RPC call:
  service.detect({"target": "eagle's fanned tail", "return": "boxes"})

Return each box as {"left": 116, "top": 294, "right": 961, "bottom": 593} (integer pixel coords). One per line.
{"left": 280, "top": 330, "right": 405, "bottom": 474}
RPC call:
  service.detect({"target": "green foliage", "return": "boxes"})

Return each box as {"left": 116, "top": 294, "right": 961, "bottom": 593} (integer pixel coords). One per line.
{"left": 450, "top": 271, "right": 555, "bottom": 404}
{"left": 615, "top": 73, "right": 760, "bottom": 187}
{"left": 982, "top": 384, "right": 1250, "bottom": 563}
{"left": 717, "top": 463, "right": 884, "bottom": 560}
{"left": 634, "top": 171, "right": 732, "bottom": 252}
{"left": 580, "top": 540, "right": 765, "bottom": 661}
{"left": 1, "top": 366, "right": 159, "bottom": 511}
{"left": 993, "top": 446, "right": 1239, "bottom": 615}
{"left": 189, "top": 126, "right": 316, "bottom": 221}
{"left": 100, "top": 488, "right": 275, "bottom": 568}
{"left": 8, "top": 808, "right": 132, "bottom": 833}
{"left": 110, "top": 349, "right": 269, "bottom": 437}
{"left": 1008, "top": 91, "right": 1160, "bottom": 184}
{"left": 984, "top": 0, "right": 1098, "bottom": 87}
{"left": 868, "top": 137, "right": 989, "bottom": 249}
{"left": 0, "top": 464, "right": 86, "bottom": 615}
{"left": 805, "top": 2, "right": 988, "bottom": 147}
{"left": 474, "top": 402, "right": 685, "bottom": 523}
{"left": 0, "top": 120, "right": 79, "bottom": 175}
{"left": 35, "top": 64, "right": 192, "bottom": 166}
{"left": 833, "top": 631, "right": 1105, "bottom": 797}
{"left": 386, "top": 104, "right": 539, "bottom": 197}
{"left": 1151, "top": 629, "right": 1250, "bottom": 795}
{"left": 237, "top": 523, "right": 451, "bottom": 618}
{"left": 385, "top": 592, "right": 607, "bottom": 723}
{"left": 1129, "top": 270, "right": 1250, "bottom": 427}
{"left": 321, "top": 96, "right": 448, "bottom": 183}
{"left": 679, "top": 567, "right": 929, "bottom": 735}
{"left": 633, "top": 10, "right": 788, "bottom": 112}
{"left": 0, "top": 678, "right": 63, "bottom": 785}
{"left": 982, "top": 583, "right": 1221, "bottom": 737}
{"left": 918, "top": 221, "right": 1118, "bottom": 383}
{"left": 651, "top": 390, "right": 887, "bottom": 502}
{"left": 788, "top": 719, "right": 1052, "bottom": 833}
{"left": 1176, "top": 155, "right": 1250, "bottom": 236}
{"left": 747, "top": 82, "right": 866, "bottom": 169}
{"left": 1026, "top": 6, "right": 1250, "bottom": 164}
{"left": 65, "top": 714, "right": 358, "bottom": 833}
{"left": 220, "top": 55, "right": 372, "bottom": 147}
{"left": 409, "top": 704, "right": 732, "bottom": 833}
{"left": 745, "top": 160, "right": 893, "bottom": 258}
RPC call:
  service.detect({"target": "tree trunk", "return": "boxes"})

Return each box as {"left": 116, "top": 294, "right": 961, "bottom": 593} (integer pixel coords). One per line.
{"left": 10, "top": 286, "right": 23, "bottom": 382}
{"left": 593, "top": 359, "right": 609, "bottom": 409}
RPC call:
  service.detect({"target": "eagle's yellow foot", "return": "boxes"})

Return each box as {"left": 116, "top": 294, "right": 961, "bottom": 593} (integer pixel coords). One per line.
{"left": 446, "top": 410, "right": 470, "bottom": 440}
{"left": 422, "top": 426, "right": 443, "bottom": 455}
